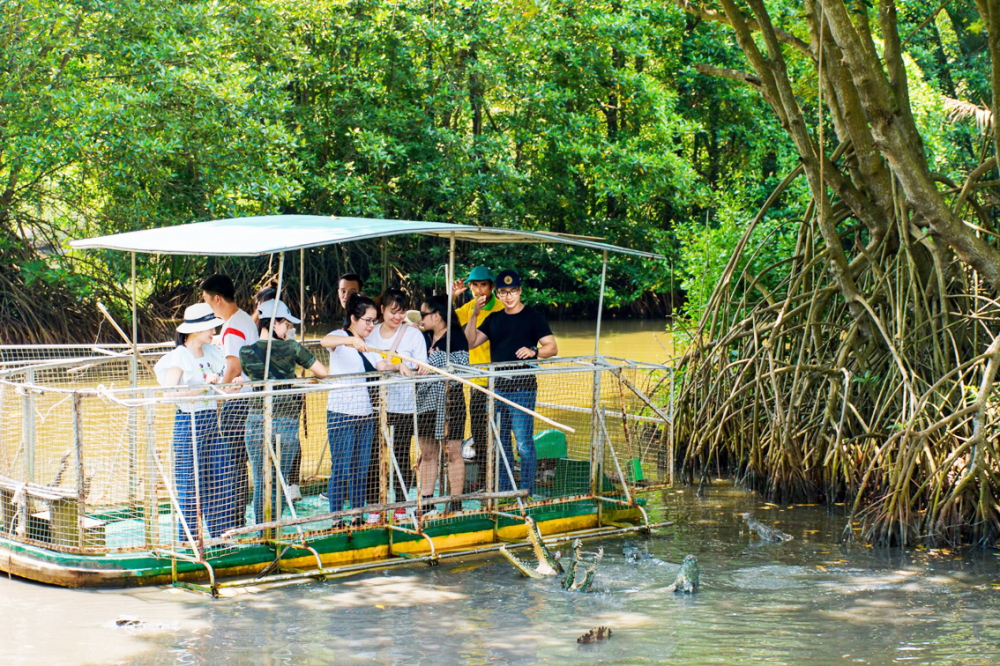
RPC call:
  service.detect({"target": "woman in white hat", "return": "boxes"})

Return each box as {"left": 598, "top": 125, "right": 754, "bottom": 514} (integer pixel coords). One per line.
{"left": 154, "top": 303, "right": 229, "bottom": 543}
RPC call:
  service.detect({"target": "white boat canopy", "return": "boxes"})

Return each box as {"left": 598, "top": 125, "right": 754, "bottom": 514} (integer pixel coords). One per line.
{"left": 70, "top": 215, "right": 663, "bottom": 259}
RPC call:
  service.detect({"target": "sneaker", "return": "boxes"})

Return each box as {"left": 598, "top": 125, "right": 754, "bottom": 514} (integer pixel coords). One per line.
{"left": 289, "top": 485, "right": 302, "bottom": 502}
{"left": 319, "top": 492, "right": 328, "bottom": 502}
{"left": 461, "top": 437, "right": 475, "bottom": 460}
{"left": 365, "top": 512, "right": 381, "bottom": 525}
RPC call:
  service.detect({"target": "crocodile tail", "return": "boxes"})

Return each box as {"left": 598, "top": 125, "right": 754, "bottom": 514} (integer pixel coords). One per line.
{"left": 500, "top": 545, "right": 546, "bottom": 579}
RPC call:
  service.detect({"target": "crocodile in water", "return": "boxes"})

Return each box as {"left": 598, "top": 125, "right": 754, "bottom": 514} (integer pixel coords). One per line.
{"left": 740, "top": 512, "right": 793, "bottom": 542}
{"left": 622, "top": 540, "right": 669, "bottom": 565}
{"left": 664, "top": 554, "right": 700, "bottom": 593}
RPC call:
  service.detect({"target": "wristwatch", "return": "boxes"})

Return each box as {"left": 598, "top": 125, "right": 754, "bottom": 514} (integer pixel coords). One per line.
{"left": 529, "top": 346, "right": 538, "bottom": 357}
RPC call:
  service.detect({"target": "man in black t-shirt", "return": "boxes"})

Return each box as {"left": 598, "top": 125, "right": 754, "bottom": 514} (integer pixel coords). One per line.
{"left": 465, "top": 269, "right": 558, "bottom": 495}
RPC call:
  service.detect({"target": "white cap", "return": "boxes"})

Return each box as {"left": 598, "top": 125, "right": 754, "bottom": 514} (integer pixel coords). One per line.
{"left": 257, "top": 299, "right": 301, "bottom": 324}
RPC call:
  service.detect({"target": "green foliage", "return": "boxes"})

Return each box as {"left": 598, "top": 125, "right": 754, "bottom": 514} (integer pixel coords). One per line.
{"left": 0, "top": 0, "right": 990, "bottom": 341}
{"left": 675, "top": 180, "right": 806, "bottom": 322}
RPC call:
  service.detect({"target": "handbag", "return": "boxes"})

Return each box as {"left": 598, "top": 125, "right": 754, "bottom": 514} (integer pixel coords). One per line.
{"left": 343, "top": 329, "right": 382, "bottom": 409}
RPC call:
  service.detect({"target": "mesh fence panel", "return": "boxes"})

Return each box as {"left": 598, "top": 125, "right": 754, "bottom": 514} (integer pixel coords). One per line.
{"left": 0, "top": 346, "right": 672, "bottom": 564}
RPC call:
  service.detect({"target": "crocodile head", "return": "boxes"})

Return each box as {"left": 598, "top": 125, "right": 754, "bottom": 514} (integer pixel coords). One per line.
{"left": 622, "top": 540, "right": 644, "bottom": 564}
{"left": 676, "top": 554, "right": 700, "bottom": 592}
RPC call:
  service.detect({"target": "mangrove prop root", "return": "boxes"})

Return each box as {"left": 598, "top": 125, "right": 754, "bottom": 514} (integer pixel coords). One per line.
{"left": 673, "top": 155, "right": 1000, "bottom": 548}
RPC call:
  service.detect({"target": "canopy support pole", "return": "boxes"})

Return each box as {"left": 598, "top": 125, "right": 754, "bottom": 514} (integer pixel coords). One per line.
{"left": 446, "top": 233, "right": 456, "bottom": 356}
{"left": 128, "top": 252, "right": 140, "bottom": 506}
{"left": 131, "top": 252, "right": 138, "bottom": 386}
{"left": 263, "top": 252, "right": 285, "bottom": 380}
{"left": 381, "top": 239, "right": 388, "bottom": 293}
{"left": 594, "top": 249, "right": 608, "bottom": 356}
{"left": 299, "top": 248, "right": 306, "bottom": 341}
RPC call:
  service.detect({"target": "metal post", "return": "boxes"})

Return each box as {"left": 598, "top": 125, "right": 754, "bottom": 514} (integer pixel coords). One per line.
{"left": 23, "top": 369, "right": 35, "bottom": 485}
{"left": 486, "top": 374, "right": 496, "bottom": 504}
{"left": 72, "top": 392, "right": 85, "bottom": 548}
{"left": 263, "top": 392, "right": 274, "bottom": 539}
{"left": 274, "top": 432, "right": 282, "bottom": 526}
{"left": 126, "top": 252, "right": 141, "bottom": 507}
{"left": 299, "top": 248, "right": 306, "bottom": 341}
{"left": 144, "top": 388, "right": 158, "bottom": 547}
{"left": 668, "top": 367, "right": 676, "bottom": 487}
{"left": 189, "top": 411, "right": 204, "bottom": 556}
{"left": 127, "top": 402, "right": 138, "bottom": 504}
{"left": 446, "top": 233, "right": 456, "bottom": 357}
{"left": 590, "top": 366, "right": 604, "bottom": 518}
{"left": 594, "top": 249, "right": 608, "bottom": 356}
{"left": 263, "top": 252, "right": 286, "bottom": 380}
{"left": 381, "top": 239, "right": 389, "bottom": 293}
{"left": 379, "top": 384, "right": 389, "bottom": 507}
{"left": 411, "top": 404, "right": 418, "bottom": 501}
{"left": 131, "top": 251, "right": 139, "bottom": 384}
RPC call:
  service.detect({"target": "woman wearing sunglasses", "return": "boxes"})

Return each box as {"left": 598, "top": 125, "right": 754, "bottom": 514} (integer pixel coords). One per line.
{"left": 415, "top": 295, "right": 470, "bottom": 515}
{"left": 321, "top": 294, "right": 398, "bottom": 524}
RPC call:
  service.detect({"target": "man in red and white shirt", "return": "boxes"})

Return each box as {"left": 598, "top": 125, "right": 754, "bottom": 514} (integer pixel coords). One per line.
{"left": 202, "top": 274, "right": 259, "bottom": 531}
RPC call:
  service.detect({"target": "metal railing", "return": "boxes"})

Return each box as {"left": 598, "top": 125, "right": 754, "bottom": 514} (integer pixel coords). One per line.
{"left": 0, "top": 344, "right": 673, "bottom": 589}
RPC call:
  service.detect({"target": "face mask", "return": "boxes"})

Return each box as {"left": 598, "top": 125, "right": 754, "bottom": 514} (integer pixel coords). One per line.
{"left": 286, "top": 326, "right": 297, "bottom": 341}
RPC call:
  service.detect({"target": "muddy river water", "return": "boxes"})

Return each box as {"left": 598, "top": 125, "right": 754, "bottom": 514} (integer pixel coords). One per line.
{"left": 3, "top": 320, "right": 998, "bottom": 665}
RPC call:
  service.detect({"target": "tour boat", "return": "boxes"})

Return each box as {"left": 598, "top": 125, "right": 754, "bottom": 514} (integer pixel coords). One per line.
{"left": 0, "top": 216, "right": 673, "bottom": 594}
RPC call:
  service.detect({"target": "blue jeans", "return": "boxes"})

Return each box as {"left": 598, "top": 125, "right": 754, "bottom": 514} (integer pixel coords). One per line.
{"left": 172, "top": 410, "right": 229, "bottom": 541}
{"left": 219, "top": 400, "right": 250, "bottom": 529}
{"left": 244, "top": 413, "right": 300, "bottom": 525}
{"left": 495, "top": 390, "right": 537, "bottom": 494}
{"left": 327, "top": 412, "right": 376, "bottom": 512}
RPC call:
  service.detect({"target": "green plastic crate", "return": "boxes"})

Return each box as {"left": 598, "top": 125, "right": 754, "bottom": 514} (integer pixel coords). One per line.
{"left": 534, "top": 429, "right": 568, "bottom": 459}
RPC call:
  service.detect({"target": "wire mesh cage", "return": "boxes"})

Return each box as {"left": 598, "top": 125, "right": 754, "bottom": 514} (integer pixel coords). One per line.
{"left": 0, "top": 345, "right": 672, "bottom": 573}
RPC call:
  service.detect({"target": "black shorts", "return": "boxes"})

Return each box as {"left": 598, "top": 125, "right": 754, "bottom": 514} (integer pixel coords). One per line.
{"left": 388, "top": 411, "right": 436, "bottom": 440}
{"left": 445, "top": 385, "right": 467, "bottom": 439}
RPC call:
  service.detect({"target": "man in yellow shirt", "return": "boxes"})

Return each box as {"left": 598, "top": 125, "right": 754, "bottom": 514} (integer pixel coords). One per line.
{"left": 453, "top": 266, "right": 504, "bottom": 490}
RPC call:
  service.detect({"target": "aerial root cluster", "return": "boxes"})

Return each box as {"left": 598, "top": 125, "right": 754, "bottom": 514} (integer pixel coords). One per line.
{"left": 672, "top": 163, "right": 1000, "bottom": 548}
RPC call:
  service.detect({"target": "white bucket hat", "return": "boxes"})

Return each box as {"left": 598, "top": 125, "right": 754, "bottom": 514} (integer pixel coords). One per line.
{"left": 176, "top": 303, "right": 224, "bottom": 333}
{"left": 257, "top": 299, "right": 301, "bottom": 324}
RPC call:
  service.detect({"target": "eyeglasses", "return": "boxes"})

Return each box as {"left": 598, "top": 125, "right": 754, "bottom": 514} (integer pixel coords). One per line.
{"left": 496, "top": 288, "right": 521, "bottom": 297}
{"left": 419, "top": 311, "right": 434, "bottom": 319}
{"left": 358, "top": 317, "right": 377, "bottom": 325}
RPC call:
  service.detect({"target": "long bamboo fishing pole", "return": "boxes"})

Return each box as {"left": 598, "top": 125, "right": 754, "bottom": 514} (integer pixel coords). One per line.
{"left": 97, "top": 302, "right": 157, "bottom": 377}
{"left": 383, "top": 351, "right": 575, "bottom": 434}
{"left": 98, "top": 302, "right": 236, "bottom": 407}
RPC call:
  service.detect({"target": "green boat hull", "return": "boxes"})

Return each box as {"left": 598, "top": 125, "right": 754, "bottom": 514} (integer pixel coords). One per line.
{"left": 0, "top": 498, "right": 646, "bottom": 589}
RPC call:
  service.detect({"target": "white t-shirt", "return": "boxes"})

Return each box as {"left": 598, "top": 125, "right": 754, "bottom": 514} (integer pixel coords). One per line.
{"left": 219, "top": 308, "right": 258, "bottom": 391}
{"left": 324, "top": 330, "right": 383, "bottom": 416}
{"left": 365, "top": 323, "right": 427, "bottom": 414}
{"left": 154, "top": 344, "right": 227, "bottom": 412}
